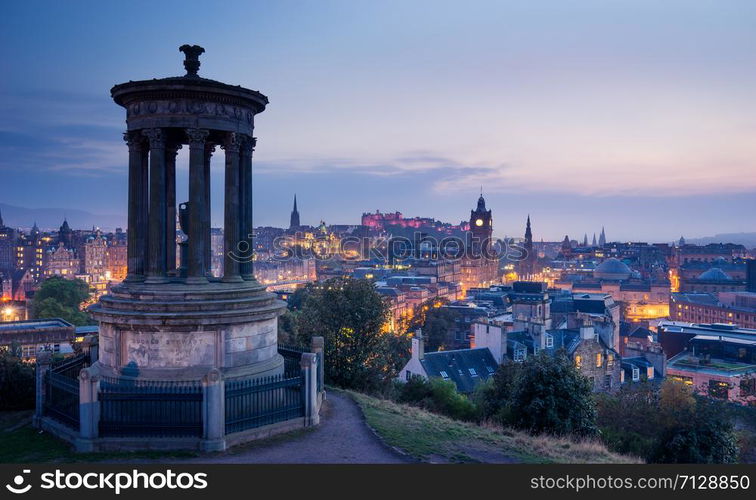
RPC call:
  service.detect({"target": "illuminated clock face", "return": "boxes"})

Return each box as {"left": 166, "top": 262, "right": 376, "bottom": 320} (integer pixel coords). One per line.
{"left": 475, "top": 218, "right": 484, "bottom": 227}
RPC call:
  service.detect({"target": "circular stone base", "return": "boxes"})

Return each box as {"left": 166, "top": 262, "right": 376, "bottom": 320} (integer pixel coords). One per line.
{"left": 89, "top": 278, "right": 286, "bottom": 380}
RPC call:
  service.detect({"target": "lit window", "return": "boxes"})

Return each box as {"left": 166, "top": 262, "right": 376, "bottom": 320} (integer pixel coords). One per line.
{"left": 596, "top": 353, "right": 602, "bottom": 367}
{"left": 575, "top": 355, "right": 582, "bottom": 368}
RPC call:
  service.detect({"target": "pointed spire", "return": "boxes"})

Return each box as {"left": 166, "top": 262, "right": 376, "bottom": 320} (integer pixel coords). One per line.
{"left": 583, "top": 233, "right": 588, "bottom": 247}
{"left": 599, "top": 226, "right": 606, "bottom": 247}
{"left": 524, "top": 215, "right": 532, "bottom": 242}
{"left": 592, "top": 233, "right": 597, "bottom": 246}
{"left": 0, "top": 207, "right": 3, "bottom": 227}
{"left": 289, "top": 194, "right": 301, "bottom": 229}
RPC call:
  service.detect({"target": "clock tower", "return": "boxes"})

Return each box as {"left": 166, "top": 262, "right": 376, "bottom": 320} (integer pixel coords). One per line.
{"left": 469, "top": 193, "right": 492, "bottom": 257}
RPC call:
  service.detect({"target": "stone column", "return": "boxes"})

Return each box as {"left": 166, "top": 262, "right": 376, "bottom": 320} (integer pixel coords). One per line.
{"left": 143, "top": 128, "right": 168, "bottom": 283}
{"left": 239, "top": 136, "right": 256, "bottom": 280}
{"left": 166, "top": 144, "right": 181, "bottom": 274}
{"left": 140, "top": 142, "right": 150, "bottom": 262}
{"left": 124, "top": 131, "right": 147, "bottom": 282}
{"left": 186, "top": 129, "right": 210, "bottom": 283}
{"left": 33, "top": 351, "right": 52, "bottom": 428}
{"left": 204, "top": 143, "right": 215, "bottom": 276}
{"left": 201, "top": 368, "right": 226, "bottom": 452}
{"left": 76, "top": 366, "right": 100, "bottom": 452}
{"left": 222, "top": 133, "right": 243, "bottom": 282}
{"left": 300, "top": 353, "right": 320, "bottom": 426}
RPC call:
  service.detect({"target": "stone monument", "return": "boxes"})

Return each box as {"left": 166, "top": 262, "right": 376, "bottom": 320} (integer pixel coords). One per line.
{"left": 36, "top": 46, "right": 323, "bottom": 453}
{"left": 91, "top": 45, "right": 286, "bottom": 382}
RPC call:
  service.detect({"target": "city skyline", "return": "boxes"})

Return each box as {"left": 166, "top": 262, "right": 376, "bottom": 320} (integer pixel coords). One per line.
{"left": 2, "top": 1, "right": 755, "bottom": 241}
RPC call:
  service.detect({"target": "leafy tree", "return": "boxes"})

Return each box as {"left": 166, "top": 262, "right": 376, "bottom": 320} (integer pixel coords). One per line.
{"left": 277, "top": 310, "right": 299, "bottom": 345}
{"left": 295, "top": 278, "right": 408, "bottom": 391}
{"left": 596, "top": 381, "right": 660, "bottom": 459}
{"left": 0, "top": 349, "right": 35, "bottom": 410}
{"left": 473, "top": 361, "right": 522, "bottom": 424}
{"left": 509, "top": 351, "right": 598, "bottom": 436}
{"left": 597, "top": 380, "right": 740, "bottom": 463}
{"left": 420, "top": 308, "right": 459, "bottom": 351}
{"left": 31, "top": 276, "right": 91, "bottom": 326}
{"left": 652, "top": 397, "right": 739, "bottom": 464}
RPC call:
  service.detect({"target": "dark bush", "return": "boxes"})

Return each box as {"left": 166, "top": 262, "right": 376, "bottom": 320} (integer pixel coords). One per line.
{"left": 0, "top": 349, "right": 35, "bottom": 410}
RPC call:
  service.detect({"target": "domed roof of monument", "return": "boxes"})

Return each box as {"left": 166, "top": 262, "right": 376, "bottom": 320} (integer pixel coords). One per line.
{"left": 697, "top": 267, "right": 732, "bottom": 281}
{"left": 111, "top": 44, "right": 268, "bottom": 112}
{"left": 594, "top": 258, "right": 632, "bottom": 280}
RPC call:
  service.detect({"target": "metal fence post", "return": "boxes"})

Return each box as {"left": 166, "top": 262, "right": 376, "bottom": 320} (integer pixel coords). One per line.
{"left": 76, "top": 366, "right": 100, "bottom": 452}
{"left": 33, "top": 351, "right": 52, "bottom": 428}
{"left": 201, "top": 368, "right": 226, "bottom": 452}
{"left": 300, "top": 353, "right": 319, "bottom": 426}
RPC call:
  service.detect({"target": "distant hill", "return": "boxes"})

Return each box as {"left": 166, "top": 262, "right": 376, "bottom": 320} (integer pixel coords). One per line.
{"left": 0, "top": 203, "right": 126, "bottom": 232}
{"left": 686, "top": 232, "right": 756, "bottom": 249}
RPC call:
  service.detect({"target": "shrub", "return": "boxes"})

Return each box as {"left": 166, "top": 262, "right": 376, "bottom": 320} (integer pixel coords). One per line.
{"left": 0, "top": 349, "right": 35, "bottom": 410}
{"left": 396, "top": 376, "right": 477, "bottom": 421}
{"left": 509, "top": 352, "right": 598, "bottom": 437}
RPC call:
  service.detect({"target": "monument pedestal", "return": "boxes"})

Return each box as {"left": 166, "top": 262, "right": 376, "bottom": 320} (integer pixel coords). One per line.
{"left": 90, "top": 279, "right": 286, "bottom": 381}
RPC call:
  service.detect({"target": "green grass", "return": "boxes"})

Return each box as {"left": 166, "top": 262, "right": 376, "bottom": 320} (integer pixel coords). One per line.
{"left": 0, "top": 411, "right": 197, "bottom": 463}
{"left": 347, "top": 391, "right": 640, "bottom": 464}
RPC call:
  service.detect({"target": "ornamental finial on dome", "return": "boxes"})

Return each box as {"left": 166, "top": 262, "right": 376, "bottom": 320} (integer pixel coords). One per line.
{"left": 179, "top": 44, "right": 205, "bottom": 77}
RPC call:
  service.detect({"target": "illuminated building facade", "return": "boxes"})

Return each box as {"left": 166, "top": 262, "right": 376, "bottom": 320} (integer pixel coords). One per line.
{"left": 670, "top": 292, "right": 756, "bottom": 329}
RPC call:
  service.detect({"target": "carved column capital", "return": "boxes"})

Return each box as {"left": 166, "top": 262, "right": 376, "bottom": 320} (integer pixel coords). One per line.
{"left": 221, "top": 132, "right": 240, "bottom": 154}
{"left": 142, "top": 128, "right": 166, "bottom": 149}
{"left": 185, "top": 128, "right": 210, "bottom": 148}
{"left": 123, "top": 131, "right": 145, "bottom": 151}
{"left": 240, "top": 135, "right": 256, "bottom": 155}
{"left": 167, "top": 143, "right": 183, "bottom": 156}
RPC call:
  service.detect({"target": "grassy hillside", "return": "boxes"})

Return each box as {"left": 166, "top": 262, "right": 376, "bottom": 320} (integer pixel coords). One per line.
{"left": 348, "top": 391, "right": 640, "bottom": 464}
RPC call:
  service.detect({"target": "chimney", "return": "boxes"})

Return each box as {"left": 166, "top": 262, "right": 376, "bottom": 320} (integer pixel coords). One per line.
{"left": 580, "top": 318, "right": 595, "bottom": 340}
{"left": 412, "top": 328, "right": 425, "bottom": 360}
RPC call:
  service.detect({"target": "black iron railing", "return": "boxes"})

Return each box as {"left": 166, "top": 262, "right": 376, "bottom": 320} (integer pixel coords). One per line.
{"left": 44, "top": 371, "right": 80, "bottom": 429}
{"left": 224, "top": 373, "right": 305, "bottom": 435}
{"left": 279, "top": 344, "right": 305, "bottom": 377}
{"left": 51, "top": 353, "right": 89, "bottom": 379}
{"left": 98, "top": 377, "right": 203, "bottom": 437}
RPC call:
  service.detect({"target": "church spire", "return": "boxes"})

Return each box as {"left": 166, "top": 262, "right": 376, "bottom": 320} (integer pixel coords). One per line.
{"left": 0, "top": 207, "right": 3, "bottom": 227}
{"left": 599, "top": 226, "right": 606, "bottom": 247}
{"left": 289, "top": 194, "right": 301, "bottom": 229}
{"left": 524, "top": 214, "right": 532, "bottom": 241}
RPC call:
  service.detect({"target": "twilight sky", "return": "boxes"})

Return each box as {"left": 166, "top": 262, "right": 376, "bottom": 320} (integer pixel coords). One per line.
{"left": 1, "top": 0, "right": 755, "bottom": 242}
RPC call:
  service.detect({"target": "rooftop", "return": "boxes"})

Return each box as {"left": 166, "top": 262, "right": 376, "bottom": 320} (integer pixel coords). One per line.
{"left": 0, "top": 318, "right": 73, "bottom": 332}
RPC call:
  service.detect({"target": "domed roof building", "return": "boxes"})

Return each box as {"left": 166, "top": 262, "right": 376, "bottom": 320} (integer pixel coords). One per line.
{"left": 593, "top": 258, "right": 632, "bottom": 281}
{"left": 680, "top": 266, "right": 746, "bottom": 293}
{"left": 697, "top": 267, "right": 732, "bottom": 282}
